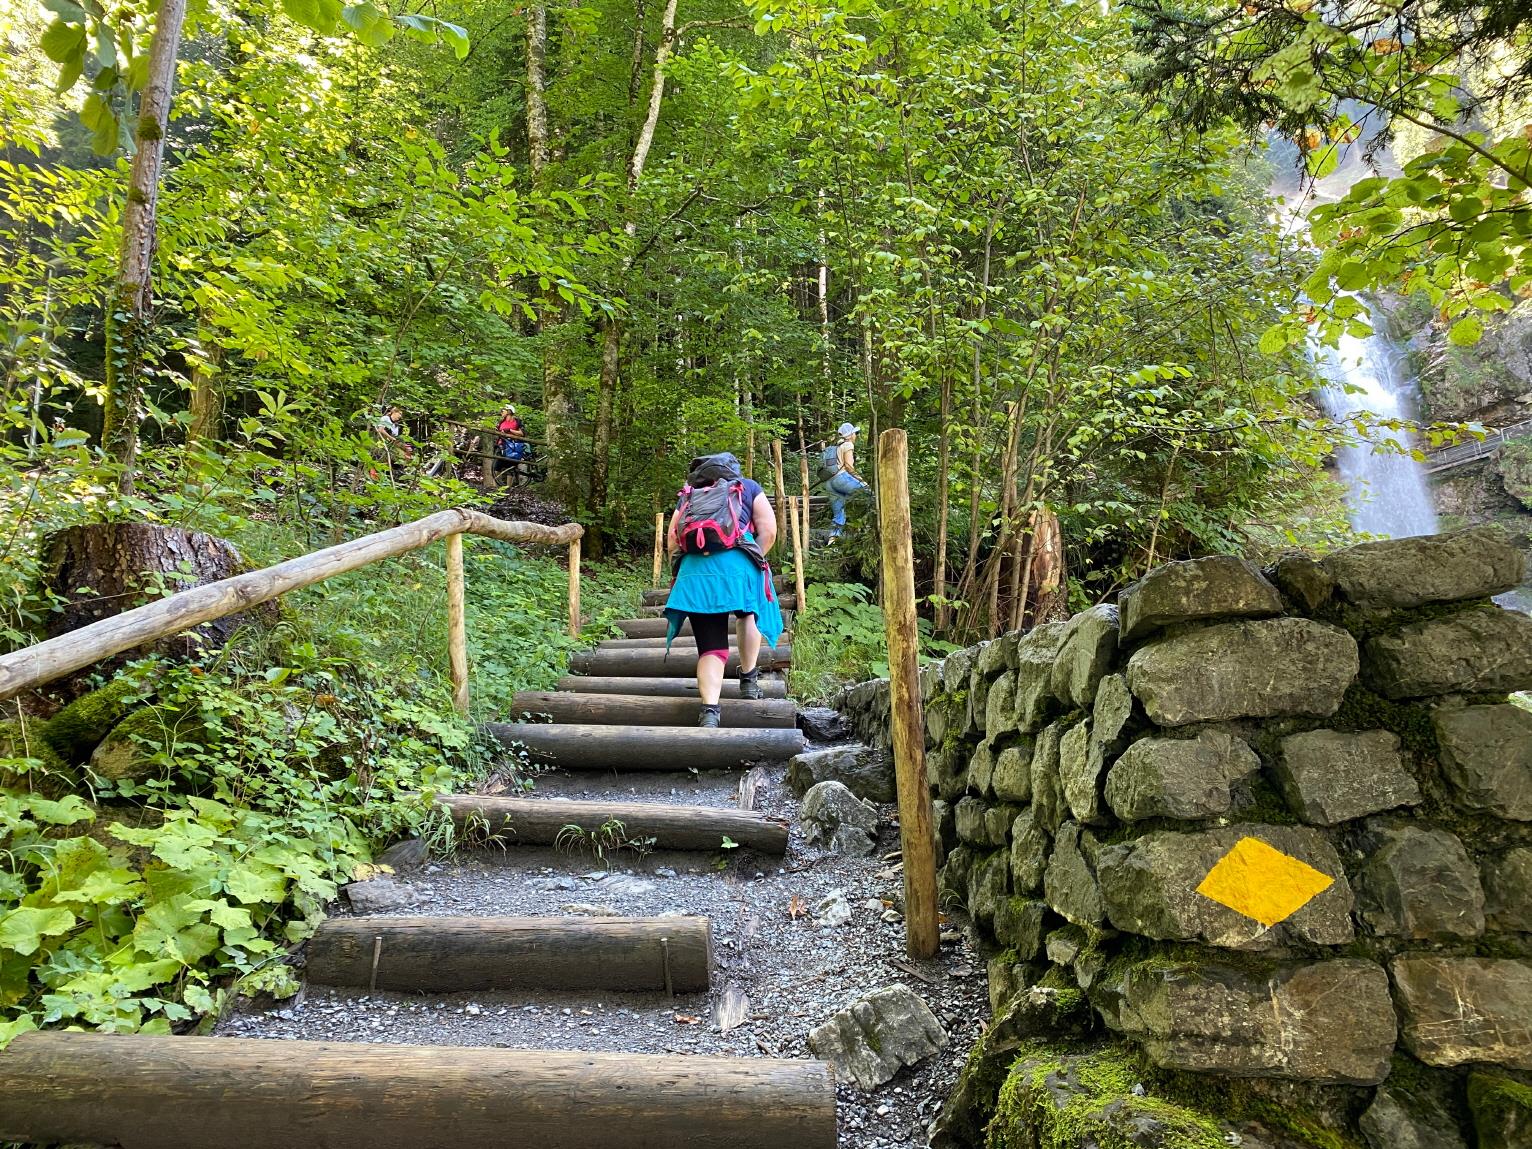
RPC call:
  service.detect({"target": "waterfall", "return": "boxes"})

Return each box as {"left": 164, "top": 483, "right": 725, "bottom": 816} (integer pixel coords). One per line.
{"left": 1315, "top": 324, "right": 1439, "bottom": 539}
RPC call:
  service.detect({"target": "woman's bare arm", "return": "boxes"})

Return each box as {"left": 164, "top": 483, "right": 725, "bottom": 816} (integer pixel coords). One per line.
{"left": 751, "top": 492, "right": 778, "bottom": 554}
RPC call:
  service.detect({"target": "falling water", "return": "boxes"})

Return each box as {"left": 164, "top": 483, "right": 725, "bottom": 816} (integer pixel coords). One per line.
{"left": 1315, "top": 325, "right": 1439, "bottom": 539}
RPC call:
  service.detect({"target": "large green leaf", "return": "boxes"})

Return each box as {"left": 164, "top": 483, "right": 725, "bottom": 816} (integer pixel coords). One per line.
{"left": 0, "top": 906, "right": 77, "bottom": 956}
{"left": 280, "top": 0, "right": 343, "bottom": 34}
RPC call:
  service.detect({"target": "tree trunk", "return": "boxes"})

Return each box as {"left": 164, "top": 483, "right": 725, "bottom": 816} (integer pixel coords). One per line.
{"left": 187, "top": 330, "right": 222, "bottom": 446}
{"left": 101, "top": 0, "right": 188, "bottom": 493}
{"left": 41, "top": 523, "right": 251, "bottom": 664}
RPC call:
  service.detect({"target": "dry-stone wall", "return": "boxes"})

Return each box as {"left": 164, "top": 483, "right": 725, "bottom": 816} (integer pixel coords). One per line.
{"left": 833, "top": 527, "right": 1532, "bottom": 1149}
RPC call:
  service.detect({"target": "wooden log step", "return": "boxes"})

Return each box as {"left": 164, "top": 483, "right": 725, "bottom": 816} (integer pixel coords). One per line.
{"left": 307, "top": 915, "right": 712, "bottom": 993}
{"left": 596, "top": 634, "right": 792, "bottom": 651}
{"left": 555, "top": 675, "right": 788, "bottom": 699}
{"left": 488, "top": 722, "right": 804, "bottom": 769}
{"left": 614, "top": 614, "right": 793, "bottom": 639}
{"left": 439, "top": 794, "right": 790, "bottom": 853}
{"left": 509, "top": 691, "right": 796, "bottom": 728}
{"left": 569, "top": 646, "right": 791, "bottom": 677}
{"left": 642, "top": 588, "right": 798, "bottom": 611}
{"left": 0, "top": 1033, "right": 836, "bottom": 1149}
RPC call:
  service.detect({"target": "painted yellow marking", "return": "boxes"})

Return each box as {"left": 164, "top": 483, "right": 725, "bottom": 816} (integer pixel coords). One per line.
{"left": 1196, "top": 836, "right": 1334, "bottom": 927}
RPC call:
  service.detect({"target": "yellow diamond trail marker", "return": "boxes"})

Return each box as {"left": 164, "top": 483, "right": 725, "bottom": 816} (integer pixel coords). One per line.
{"left": 1196, "top": 836, "right": 1335, "bottom": 928}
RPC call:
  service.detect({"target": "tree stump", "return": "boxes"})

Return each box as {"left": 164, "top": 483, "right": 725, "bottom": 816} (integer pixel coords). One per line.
{"left": 41, "top": 523, "right": 256, "bottom": 662}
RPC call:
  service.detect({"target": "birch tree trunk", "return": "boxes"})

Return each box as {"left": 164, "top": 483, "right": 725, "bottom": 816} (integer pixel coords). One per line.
{"left": 101, "top": 0, "right": 188, "bottom": 493}
{"left": 589, "top": 0, "right": 680, "bottom": 547}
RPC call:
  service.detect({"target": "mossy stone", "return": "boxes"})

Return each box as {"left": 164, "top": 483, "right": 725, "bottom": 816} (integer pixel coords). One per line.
{"left": 41, "top": 679, "right": 139, "bottom": 764}
{"left": 1468, "top": 1072, "right": 1532, "bottom": 1149}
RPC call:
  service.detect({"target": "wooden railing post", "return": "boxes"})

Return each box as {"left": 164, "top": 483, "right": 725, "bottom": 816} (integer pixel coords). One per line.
{"left": 652, "top": 512, "right": 665, "bottom": 588}
{"left": 788, "top": 496, "right": 807, "bottom": 617}
{"left": 446, "top": 532, "right": 469, "bottom": 715}
{"left": 771, "top": 441, "right": 786, "bottom": 535}
{"left": 568, "top": 537, "right": 582, "bottom": 638}
{"left": 876, "top": 429, "right": 939, "bottom": 960}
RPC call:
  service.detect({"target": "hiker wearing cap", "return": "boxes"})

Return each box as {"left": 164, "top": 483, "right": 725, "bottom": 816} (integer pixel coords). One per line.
{"left": 495, "top": 404, "right": 531, "bottom": 486}
{"left": 663, "top": 453, "right": 784, "bottom": 728}
{"left": 823, "top": 422, "right": 869, "bottom": 540}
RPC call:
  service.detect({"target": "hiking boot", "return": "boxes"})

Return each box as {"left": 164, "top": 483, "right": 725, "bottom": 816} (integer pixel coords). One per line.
{"left": 698, "top": 704, "right": 722, "bottom": 728}
{"left": 738, "top": 669, "right": 765, "bottom": 701}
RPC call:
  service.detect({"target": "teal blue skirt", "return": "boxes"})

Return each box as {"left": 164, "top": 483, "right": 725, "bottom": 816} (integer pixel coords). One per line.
{"left": 663, "top": 543, "right": 784, "bottom": 652}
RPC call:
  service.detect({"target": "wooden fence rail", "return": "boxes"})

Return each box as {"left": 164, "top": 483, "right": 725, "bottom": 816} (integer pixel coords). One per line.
{"left": 0, "top": 508, "right": 584, "bottom": 712}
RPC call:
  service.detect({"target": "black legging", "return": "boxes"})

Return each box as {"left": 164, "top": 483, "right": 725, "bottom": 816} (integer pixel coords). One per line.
{"left": 689, "top": 611, "right": 754, "bottom": 659}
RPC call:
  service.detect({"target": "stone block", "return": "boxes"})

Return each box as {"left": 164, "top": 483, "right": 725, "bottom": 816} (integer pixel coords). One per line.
{"left": 968, "top": 739, "right": 998, "bottom": 798}
{"left": 787, "top": 744, "right": 896, "bottom": 804}
{"left": 1270, "top": 553, "right": 1335, "bottom": 615}
{"left": 1364, "top": 605, "right": 1532, "bottom": 698}
{"left": 801, "top": 780, "right": 879, "bottom": 856}
{"left": 984, "top": 670, "right": 1018, "bottom": 739}
{"left": 941, "top": 644, "right": 978, "bottom": 693}
{"left": 1359, "top": 825, "right": 1485, "bottom": 940}
{"left": 977, "top": 631, "right": 1019, "bottom": 677}
{"left": 1105, "top": 728, "right": 1260, "bottom": 822}
{"left": 991, "top": 741, "right": 1033, "bottom": 803}
{"left": 1013, "top": 622, "right": 1068, "bottom": 732}
{"left": 1468, "top": 1072, "right": 1532, "bottom": 1149}
{"left": 994, "top": 898, "right": 1047, "bottom": 959}
{"left": 1096, "top": 824, "right": 1354, "bottom": 948}
{"left": 926, "top": 743, "right": 968, "bottom": 802}
{"left": 1010, "top": 808, "right": 1050, "bottom": 895}
{"left": 1050, "top": 604, "right": 1119, "bottom": 709}
{"left": 1058, "top": 720, "right": 1108, "bottom": 825}
{"left": 1360, "top": 1087, "right": 1468, "bottom": 1149}
{"left": 1043, "top": 821, "right": 1104, "bottom": 927}
{"left": 1118, "top": 555, "right": 1284, "bottom": 642}
{"left": 1115, "top": 958, "right": 1396, "bottom": 1084}
{"left": 954, "top": 796, "right": 991, "bottom": 846}
{"left": 1031, "top": 722, "right": 1066, "bottom": 833}
{"left": 1273, "top": 729, "right": 1419, "bottom": 825}
{"left": 1126, "top": 617, "right": 1358, "bottom": 727}
{"left": 806, "top": 983, "right": 948, "bottom": 1090}
{"left": 967, "top": 848, "right": 1010, "bottom": 927}
{"left": 1433, "top": 703, "right": 1532, "bottom": 821}
{"left": 1323, "top": 525, "right": 1526, "bottom": 612}
{"left": 1392, "top": 956, "right": 1532, "bottom": 1070}
{"left": 1483, "top": 848, "right": 1532, "bottom": 933}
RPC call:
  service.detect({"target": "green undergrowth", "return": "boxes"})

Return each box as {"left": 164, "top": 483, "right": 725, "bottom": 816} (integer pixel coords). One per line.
{"left": 790, "top": 580, "right": 958, "bottom": 702}
{"left": 0, "top": 525, "right": 643, "bottom": 1046}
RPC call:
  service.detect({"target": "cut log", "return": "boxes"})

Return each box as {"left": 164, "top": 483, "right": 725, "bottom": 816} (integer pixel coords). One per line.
{"left": 307, "top": 915, "right": 711, "bottom": 993}
{"left": 596, "top": 634, "right": 792, "bottom": 651}
{"left": 439, "top": 794, "right": 790, "bottom": 853}
{"left": 568, "top": 646, "right": 791, "bottom": 678}
{"left": 554, "top": 675, "right": 788, "bottom": 699}
{"left": 488, "top": 722, "right": 804, "bottom": 769}
{"left": 0, "top": 1033, "right": 836, "bottom": 1149}
{"left": 642, "top": 588, "right": 797, "bottom": 611}
{"left": 509, "top": 691, "right": 796, "bottom": 728}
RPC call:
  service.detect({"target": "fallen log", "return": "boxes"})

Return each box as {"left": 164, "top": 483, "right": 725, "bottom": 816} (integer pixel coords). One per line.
{"left": 307, "top": 915, "right": 711, "bottom": 993}
{"left": 488, "top": 722, "right": 804, "bottom": 769}
{"left": 508, "top": 691, "right": 796, "bottom": 728}
{"left": 438, "top": 794, "right": 790, "bottom": 853}
{"left": 568, "top": 645, "right": 791, "bottom": 678}
{"left": 554, "top": 675, "right": 788, "bottom": 699}
{"left": 0, "top": 1033, "right": 836, "bottom": 1149}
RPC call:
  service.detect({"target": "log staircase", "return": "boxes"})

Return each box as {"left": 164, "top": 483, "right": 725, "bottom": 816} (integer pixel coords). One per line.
{"left": 0, "top": 581, "right": 836, "bottom": 1148}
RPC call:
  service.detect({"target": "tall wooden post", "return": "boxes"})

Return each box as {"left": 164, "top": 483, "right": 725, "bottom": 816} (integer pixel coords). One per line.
{"left": 876, "top": 429, "right": 939, "bottom": 959}
{"left": 446, "top": 533, "right": 469, "bottom": 715}
{"left": 788, "top": 497, "right": 807, "bottom": 615}
{"left": 568, "top": 538, "right": 581, "bottom": 637}
{"left": 651, "top": 512, "right": 665, "bottom": 588}
{"left": 771, "top": 441, "right": 786, "bottom": 534}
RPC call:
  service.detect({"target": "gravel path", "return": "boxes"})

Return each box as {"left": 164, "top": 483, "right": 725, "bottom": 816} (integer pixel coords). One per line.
{"left": 221, "top": 759, "right": 986, "bottom": 1147}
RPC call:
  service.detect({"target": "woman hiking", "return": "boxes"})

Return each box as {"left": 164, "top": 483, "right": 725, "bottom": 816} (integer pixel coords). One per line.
{"left": 663, "top": 453, "right": 784, "bottom": 727}
{"left": 823, "top": 421, "right": 869, "bottom": 541}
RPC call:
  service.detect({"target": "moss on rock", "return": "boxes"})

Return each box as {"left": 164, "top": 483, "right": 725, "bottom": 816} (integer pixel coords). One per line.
{"left": 88, "top": 706, "right": 201, "bottom": 784}
{"left": 41, "top": 679, "right": 140, "bottom": 764}
{"left": 1468, "top": 1072, "right": 1532, "bottom": 1149}
{"left": 0, "top": 716, "right": 77, "bottom": 795}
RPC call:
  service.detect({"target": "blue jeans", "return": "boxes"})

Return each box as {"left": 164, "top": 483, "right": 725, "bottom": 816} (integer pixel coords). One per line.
{"left": 827, "top": 471, "right": 868, "bottom": 530}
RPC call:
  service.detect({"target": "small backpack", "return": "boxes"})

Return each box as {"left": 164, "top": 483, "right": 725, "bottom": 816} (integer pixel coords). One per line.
{"left": 819, "top": 442, "right": 842, "bottom": 479}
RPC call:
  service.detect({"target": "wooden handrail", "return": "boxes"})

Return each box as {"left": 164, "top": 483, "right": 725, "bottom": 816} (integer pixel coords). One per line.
{"left": 0, "top": 508, "right": 584, "bottom": 709}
